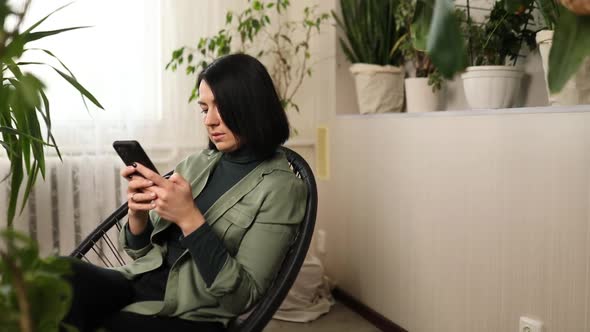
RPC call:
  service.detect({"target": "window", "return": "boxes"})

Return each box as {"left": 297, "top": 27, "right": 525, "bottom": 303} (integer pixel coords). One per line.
{"left": 20, "top": 0, "right": 162, "bottom": 127}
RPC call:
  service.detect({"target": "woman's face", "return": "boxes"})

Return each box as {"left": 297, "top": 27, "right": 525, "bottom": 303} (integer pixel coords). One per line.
{"left": 198, "top": 80, "right": 240, "bottom": 153}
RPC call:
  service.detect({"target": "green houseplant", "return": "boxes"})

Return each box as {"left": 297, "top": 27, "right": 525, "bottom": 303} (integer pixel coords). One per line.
{"left": 418, "top": 0, "right": 590, "bottom": 97}
{"left": 396, "top": 0, "right": 444, "bottom": 112}
{"left": 458, "top": 0, "right": 537, "bottom": 109}
{"left": 1, "top": 1, "right": 102, "bottom": 331}
{"left": 535, "top": 0, "right": 590, "bottom": 105}
{"left": 166, "top": 0, "right": 330, "bottom": 116}
{"left": 333, "top": 0, "right": 407, "bottom": 114}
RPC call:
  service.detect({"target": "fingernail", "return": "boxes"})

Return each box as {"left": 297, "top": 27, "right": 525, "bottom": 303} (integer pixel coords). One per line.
{"left": 151, "top": 192, "right": 156, "bottom": 197}
{"left": 132, "top": 162, "right": 137, "bottom": 168}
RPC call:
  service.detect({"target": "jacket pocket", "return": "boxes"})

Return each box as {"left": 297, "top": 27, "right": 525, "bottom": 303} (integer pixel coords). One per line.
{"left": 219, "top": 208, "right": 255, "bottom": 256}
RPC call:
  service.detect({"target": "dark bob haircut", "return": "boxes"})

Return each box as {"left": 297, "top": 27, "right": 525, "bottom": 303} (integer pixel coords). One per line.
{"left": 197, "top": 53, "right": 290, "bottom": 159}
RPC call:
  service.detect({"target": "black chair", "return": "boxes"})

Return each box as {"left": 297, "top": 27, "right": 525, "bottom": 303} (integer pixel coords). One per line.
{"left": 70, "top": 146, "right": 318, "bottom": 332}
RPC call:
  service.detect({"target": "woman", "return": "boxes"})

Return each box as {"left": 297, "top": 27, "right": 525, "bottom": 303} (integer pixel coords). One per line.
{"left": 63, "top": 53, "right": 307, "bottom": 331}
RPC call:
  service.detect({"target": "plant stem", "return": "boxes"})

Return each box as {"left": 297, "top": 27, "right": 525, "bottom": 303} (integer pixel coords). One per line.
{"left": 0, "top": 251, "right": 33, "bottom": 332}
{"left": 513, "top": 3, "right": 534, "bottom": 66}
{"left": 467, "top": 0, "right": 474, "bottom": 65}
{"left": 482, "top": 11, "right": 509, "bottom": 53}
{"left": 287, "top": 24, "right": 312, "bottom": 106}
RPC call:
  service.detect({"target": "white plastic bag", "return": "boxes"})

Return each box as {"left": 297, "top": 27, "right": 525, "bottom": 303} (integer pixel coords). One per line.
{"left": 273, "top": 254, "right": 335, "bottom": 322}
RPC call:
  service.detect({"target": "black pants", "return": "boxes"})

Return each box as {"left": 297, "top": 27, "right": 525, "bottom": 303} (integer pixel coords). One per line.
{"left": 61, "top": 258, "right": 225, "bottom": 332}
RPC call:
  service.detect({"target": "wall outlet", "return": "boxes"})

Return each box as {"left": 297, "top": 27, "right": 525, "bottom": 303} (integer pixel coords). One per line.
{"left": 519, "top": 317, "right": 543, "bottom": 332}
{"left": 316, "top": 229, "right": 327, "bottom": 255}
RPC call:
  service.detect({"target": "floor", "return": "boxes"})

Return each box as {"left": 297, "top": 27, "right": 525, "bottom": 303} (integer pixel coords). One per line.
{"left": 264, "top": 301, "right": 380, "bottom": 332}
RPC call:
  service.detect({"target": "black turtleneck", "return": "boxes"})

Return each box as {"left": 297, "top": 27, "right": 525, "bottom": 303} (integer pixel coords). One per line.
{"left": 126, "top": 149, "right": 262, "bottom": 301}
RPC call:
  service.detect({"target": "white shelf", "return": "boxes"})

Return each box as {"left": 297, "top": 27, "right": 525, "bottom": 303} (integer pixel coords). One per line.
{"left": 337, "top": 104, "right": 590, "bottom": 119}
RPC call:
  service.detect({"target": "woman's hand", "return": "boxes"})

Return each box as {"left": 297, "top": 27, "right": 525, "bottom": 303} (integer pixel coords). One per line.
{"left": 133, "top": 163, "right": 205, "bottom": 235}
{"left": 121, "top": 165, "right": 156, "bottom": 234}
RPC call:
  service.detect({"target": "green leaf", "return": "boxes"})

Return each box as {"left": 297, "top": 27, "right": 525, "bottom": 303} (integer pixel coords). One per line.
{"left": 412, "top": 0, "right": 434, "bottom": 51}
{"left": 534, "top": 0, "right": 561, "bottom": 29}
{"left": 1, "top": 36, "right": 26, "bottom": 61}
{"left": 22, "top": 2, "right": 74, "bottom": 34}
{"left": 38, "top": 89, "right": 61, "bottom": 163}
{"left": 29, "top": 48, "right": 91, "bottom": 112}
{"left": 25, "top": 26, "right": 90, "bottom": 43}
{"left": 280, "top": 34, "right": 292, "bottom": 43}
{"left": 28, "top": 274, "right": 73, "bottom": 330}
{"left": 7, "top": 156, "right": 24, "bottom": 227}
{"left": 52, "top": 68, "right": 104, "bottom": 109}
{"left": 0, "top": 140, "right": 13, "bottom": 154}
{"left": 426, "top": 0, "right": 468, "bottom": 78}
{"left": 19, "top": 160, "right": 39, "bottom": 216}
{"left": 0, "top": 126, "right": 53, "bottom": 145}
{"left": 548, "top": 8, "right": 590, "bottom": 93}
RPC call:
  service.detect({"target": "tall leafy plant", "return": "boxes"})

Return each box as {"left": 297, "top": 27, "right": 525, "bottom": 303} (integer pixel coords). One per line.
{"left": 535, "top": 0, "right": 562, "bottom": 29}
{"left": 395, "top": 0, "right": 443, "bottom": 91}
{"left": 332, "top": 0, "right": 406, "bottom": 66}
{"left": 1, "top": 2, "right": 102, "bottom": 331}
{"left": 166, "top": 0, "right": 330, "bottom": 114}
{"left": 1, "top": 1, "right": 103, "bottom": 227}
{"left": 457, "top": 0, "right": 537, "bottom": 66}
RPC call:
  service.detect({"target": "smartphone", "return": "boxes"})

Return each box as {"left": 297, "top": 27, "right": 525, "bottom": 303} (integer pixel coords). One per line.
{"left": 113, "top": 140, "right": 159, "bottom": 175}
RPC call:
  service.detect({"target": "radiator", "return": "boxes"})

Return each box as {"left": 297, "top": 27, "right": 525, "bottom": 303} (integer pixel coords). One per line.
{"left": 0, "top": 155, "right": 128, "bottom": 262}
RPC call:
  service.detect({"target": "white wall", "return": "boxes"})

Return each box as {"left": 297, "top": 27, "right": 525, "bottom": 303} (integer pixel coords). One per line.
{"left": 305, "top": 1, "right": 590, "bottom": 331}
{"left": 318, "top": 109, "right": 590, "bottom": 332}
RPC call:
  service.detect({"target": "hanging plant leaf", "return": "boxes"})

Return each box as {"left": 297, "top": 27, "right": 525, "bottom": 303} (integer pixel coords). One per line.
{"left": 548, "top": 7, "right": 590, "bottom": 93}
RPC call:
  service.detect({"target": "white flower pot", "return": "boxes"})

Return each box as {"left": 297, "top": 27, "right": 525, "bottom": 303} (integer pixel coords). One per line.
{"left": 404, "top": 77, "right": 441, "bottom": 112}
{"left": 536, "top": 30, "right": 590, "bottom": 106}
{"left": 461, "top": 65, "right": 524, "bottom": 109}
{"left": 350, "top": 63, "right": 404, "bottom": 114}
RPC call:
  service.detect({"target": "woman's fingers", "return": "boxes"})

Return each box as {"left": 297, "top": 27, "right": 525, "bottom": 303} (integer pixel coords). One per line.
{"left": 127, "top": 178, "right": 154, "bottom": 191}
{"left": 120, "top": 166, "right": 136, "bottom": 178}
{"left": 128, "top": 191, "right": 156, "bottom": 203}
{"left": 127, "top": 191, "right": 156, "bottom": 212}
{"left": 128, "top": 201, "right": 154, "bottom": 211}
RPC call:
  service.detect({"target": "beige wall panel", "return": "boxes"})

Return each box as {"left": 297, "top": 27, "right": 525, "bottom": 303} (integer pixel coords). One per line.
{"left": 319, "top": 111, "right": 590, "bottom": 332}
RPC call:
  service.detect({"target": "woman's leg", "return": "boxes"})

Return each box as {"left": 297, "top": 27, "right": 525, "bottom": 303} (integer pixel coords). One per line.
{"left": 61, "top": 258, "right": 134, "bottom": 332}
{"left": 100, "top": 312, "right": 226, "bottom": 332}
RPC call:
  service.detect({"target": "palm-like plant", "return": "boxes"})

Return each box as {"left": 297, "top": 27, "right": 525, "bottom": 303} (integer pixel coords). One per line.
{"left": 1, "top": 2, "right": 102, "bottom": 330}
{"left": 1, "top": 1, "right": 103, "bottom": 227}
{"left": 535, "top": 0, "right": 562, "bottom": 30}
{"left": 332, "top": 0, "right": 406, "bottom": 66}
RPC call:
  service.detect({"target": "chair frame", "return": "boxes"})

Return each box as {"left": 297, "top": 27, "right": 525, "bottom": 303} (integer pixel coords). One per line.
{"left": 70, "top": 146, "right": 318, "bottom": 332}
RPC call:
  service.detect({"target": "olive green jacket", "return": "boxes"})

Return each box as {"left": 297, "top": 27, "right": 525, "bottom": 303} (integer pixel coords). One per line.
{"left": 113, "top": 149, "right": 307, "bottom": 326}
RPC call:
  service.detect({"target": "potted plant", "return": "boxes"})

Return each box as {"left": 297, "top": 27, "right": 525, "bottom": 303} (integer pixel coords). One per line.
{"left": 535, "top": 0, "right": 590, "bottom": 105}
{"left": 333, "top": 0, "right": 406, "bottom": 114}
{"left": 420, "top": 0, "right": 590, "bottom": 99}
{"left": 166, "top": 0, "right": 330, "bottom": 120}
{"left": 1, "top": 2, "right": 102, "bottom": 331}
{"left": 458, "top": 0, "right": 536, "bottom": 109}
{"left": 396, "top": 0, "right": 444, "bottom": 112}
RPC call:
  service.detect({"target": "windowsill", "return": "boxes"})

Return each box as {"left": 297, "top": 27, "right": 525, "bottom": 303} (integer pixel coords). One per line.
{"left": 336, "top": 104, "right": 590, "bottom": 119}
